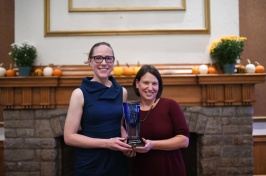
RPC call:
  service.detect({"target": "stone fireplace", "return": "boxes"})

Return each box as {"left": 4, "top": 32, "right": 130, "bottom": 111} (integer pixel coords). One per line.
{"left": 3, "top": 105, "right": 254, "bottom": 176}
{"left": 1, "top": 64, "right": 265, "bottom": 176}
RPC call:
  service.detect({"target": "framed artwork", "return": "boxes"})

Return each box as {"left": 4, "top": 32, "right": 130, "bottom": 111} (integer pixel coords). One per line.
{"left": 68, "top": 0, "right": 186, "bottom": 12}
{"left": 44, "top": 0, "right": 210, "bottom": 36}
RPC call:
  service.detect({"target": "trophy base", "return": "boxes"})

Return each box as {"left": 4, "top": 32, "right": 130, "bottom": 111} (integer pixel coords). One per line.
{"left": 127, "top": 138, "right": 145, "bottom": 148}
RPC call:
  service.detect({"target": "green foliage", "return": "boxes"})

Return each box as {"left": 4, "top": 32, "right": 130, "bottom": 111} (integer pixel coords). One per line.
{"left": 209, "top": 36, "right": 247, "bottom": 68}
{"left": 9, "top": 41, "right": 37, "bottom": 67}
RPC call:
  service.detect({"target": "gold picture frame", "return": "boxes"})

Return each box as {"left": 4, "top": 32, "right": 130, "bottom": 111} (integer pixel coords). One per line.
{"left": 44, "top": 0, "right": 210, "bottom": 36}
{"left": 68, "top": 0, "right": 186, "bottom": 12}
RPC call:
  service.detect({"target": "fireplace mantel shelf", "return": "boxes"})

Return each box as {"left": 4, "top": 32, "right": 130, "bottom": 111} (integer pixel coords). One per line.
{"left": 0, "top": 73, "right": 266, "bottom": 109}
{"left": 1, "top": 73, "right": 265, "bottom": 86}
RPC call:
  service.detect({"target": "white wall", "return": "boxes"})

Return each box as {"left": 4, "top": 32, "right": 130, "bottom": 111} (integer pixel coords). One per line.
{"left": 253, "top": 122, "right": 266, "bottom": 136}
{"left": 0, "top": 0, "right": 259, "bottom": 139}
{"left": 14, "top": 0, "right": 240, "bottom": 66}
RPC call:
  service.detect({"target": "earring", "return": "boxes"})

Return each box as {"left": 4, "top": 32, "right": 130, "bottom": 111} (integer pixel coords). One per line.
{"left": 84, "top": 60, "right": 90, "bottom": 66}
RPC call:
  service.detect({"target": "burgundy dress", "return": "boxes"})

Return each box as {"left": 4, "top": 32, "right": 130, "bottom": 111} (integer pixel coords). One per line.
{"left": 132, "top": 98, "right": 189, "bottom": 176}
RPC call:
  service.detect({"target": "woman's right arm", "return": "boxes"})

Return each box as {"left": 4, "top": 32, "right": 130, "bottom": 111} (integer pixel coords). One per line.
{"left": 64, "top": 88, "right": 85, "bottom": 147}
{"left": 64, "top": 88, "right": 132, "bottom": 151}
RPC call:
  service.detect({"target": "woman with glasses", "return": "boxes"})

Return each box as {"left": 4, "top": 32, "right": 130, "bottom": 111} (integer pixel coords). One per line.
{"left": 131, "top": 64, "right": 190, "bottom": 176}
{"left": 64, "top": 42, "right": 132, "bottom": 176}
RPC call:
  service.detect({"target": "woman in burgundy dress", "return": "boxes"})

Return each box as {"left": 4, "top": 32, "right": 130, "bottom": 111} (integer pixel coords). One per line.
{"left": 132, "top": 64, "right": 190, "bottom": 176}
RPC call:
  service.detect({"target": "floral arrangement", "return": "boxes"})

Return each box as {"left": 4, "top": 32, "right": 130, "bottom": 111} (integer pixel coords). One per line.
{"left": 209, "top": 36, "right": 247, "bottom": 68}
{"left": 9, "top": 41, "right": 37, "bottom": 67}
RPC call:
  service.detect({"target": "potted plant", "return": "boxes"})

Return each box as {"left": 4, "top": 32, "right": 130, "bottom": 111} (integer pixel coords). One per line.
{"left": 209, "top": 36, "right": 247, "bottom": 73}
{"left": 9, "top": 41, "right": 37, "bottom": 76}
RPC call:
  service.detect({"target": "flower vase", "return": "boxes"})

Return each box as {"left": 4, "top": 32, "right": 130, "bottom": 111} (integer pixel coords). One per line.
{"left": 223, "top": 64, "right": 235, "bottom": 74}
{"left": 19, "top": 66, "right": 32, "bottom": 76}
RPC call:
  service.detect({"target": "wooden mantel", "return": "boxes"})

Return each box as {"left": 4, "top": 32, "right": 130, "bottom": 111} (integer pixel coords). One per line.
{"left": 0, "top": 64, "right": 266, "bottom": 109}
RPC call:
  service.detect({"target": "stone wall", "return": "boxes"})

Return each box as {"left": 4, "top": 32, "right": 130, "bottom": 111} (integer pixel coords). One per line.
{"left": 184, "top": 106, "right": 254, "bottom": 176}
{"left": 4, "top": 109, "right": 67, "bottom": 176}
{"left": 4, "top": 106, "right": 254, "bottom": 176}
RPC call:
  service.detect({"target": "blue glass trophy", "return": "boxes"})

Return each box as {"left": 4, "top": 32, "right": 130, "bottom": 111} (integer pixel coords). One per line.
{"left": 123, "top": 102, "right": 145, "bottom": 147}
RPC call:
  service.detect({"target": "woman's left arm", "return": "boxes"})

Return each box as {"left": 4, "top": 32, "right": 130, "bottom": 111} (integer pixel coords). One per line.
{"left": 150, "top": 100, "right": 189, "bottom": 150}
{"left": 134, "top": 135, "right": 188, "bottom": 153}
{"left": 148, "top": 134, "right": 189, "bottom": 150}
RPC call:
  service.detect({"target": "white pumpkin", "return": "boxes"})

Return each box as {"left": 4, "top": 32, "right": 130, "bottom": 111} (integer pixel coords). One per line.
{"left": 0, "top": 63, "right": 6, "bottom": 77}
{"left": 199, "top": 64, "right": 208, "bottom": 74}
{"left": 43, "top": 66, "right": 53, "bottom": 76}
{"left": 245, "top": 59, "right": 256, "bottom": 73}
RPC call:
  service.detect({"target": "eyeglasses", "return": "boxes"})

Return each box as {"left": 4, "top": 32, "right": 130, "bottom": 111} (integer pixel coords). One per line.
{"left": 91, "top": 55, "right": 115, "bottom": 63}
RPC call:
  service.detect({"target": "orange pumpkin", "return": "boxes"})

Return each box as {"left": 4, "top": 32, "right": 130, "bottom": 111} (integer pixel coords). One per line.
{"left": 191, "top": 66, "right": 199, "bottom": 74}
{"left": 208, "top": 66, "right": 216, "bottom": 74}
{"left": 34, "top": 68, "right": 43, "bottom": 76}
{"left": 255, "top": 61, "right": 265, "bottom": 73}
{"left": 134, "top": 61, "right": 141, "bottom": 75}
{"left": 5, "top": 69, "right": 16, "bottom": 77}
{"left": 113, "top": 60, "right": 123, "bottom": 76}
{"left": 52, "top": 67, "right": 62, "bottom": 76}
{"left": 123, "top": 63, "right": 134, "bottom": 76}
{"left": 5, "top": 64, "right": 16, "bottom": 77}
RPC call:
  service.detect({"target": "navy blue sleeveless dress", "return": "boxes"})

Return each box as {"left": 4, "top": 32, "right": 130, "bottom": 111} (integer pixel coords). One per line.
{"left": 74, "top": 76, "right": 129, "bottom": 176}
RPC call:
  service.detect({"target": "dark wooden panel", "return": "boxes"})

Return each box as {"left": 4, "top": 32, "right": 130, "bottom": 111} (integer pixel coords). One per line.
{"left": 253, "top": 135, "right": 266, "bottom": 175}
{"left": 0, "top": 141, "right": 4, "bottom": 176}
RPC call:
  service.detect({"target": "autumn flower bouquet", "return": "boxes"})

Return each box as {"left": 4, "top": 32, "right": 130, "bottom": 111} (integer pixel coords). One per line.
{"left": 9, "top": 41, "right": 37, "bottom": 67}
{"left": 209, "top": 36, "right": 247, "bottom": 68}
